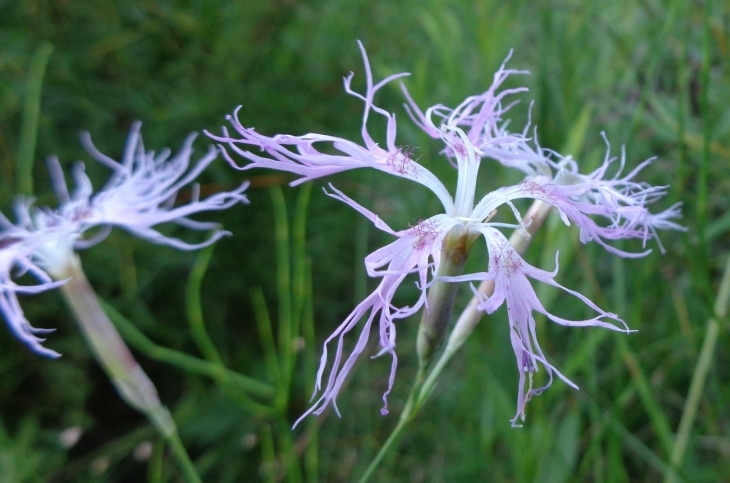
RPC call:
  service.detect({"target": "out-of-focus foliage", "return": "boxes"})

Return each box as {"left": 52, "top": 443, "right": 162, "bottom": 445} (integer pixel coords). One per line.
{"left": 0, "top": 0, "right": 727, "bottom": 481}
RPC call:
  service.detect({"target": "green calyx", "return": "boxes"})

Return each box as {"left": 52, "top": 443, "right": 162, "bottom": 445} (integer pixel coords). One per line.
{"left": 416, "top": 224, "right": 478, "bottom": 370}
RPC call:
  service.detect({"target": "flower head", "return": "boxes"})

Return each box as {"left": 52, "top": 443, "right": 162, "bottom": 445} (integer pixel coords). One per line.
{"left": 1, "top": 122, "right": 248, "bottom": 357}
{"left": 210, "top": 42, "right": 685, "bottom": 424}
{"left": 0, "top": 214, "right": 67, "bottom": 358}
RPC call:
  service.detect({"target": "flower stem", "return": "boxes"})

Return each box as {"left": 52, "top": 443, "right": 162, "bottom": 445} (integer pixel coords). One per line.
{"left": 166, "top": 431, "right": 204, "bottom": 483}
{"left": 57, "top": 254, "right": 201, "bottom": 483}
{"left": 102, "top": 298, "right": 275, "bottom": 410}
{"left": 446, "top": 200, "right": 553, "bottom": 351}
{"left": 358, "top": 382, "right": 420, "bottom": 483}
{"left": 360, "top": 200, "right": 553, "bottom": 480}
{"left": 417, "top": 224, "right": 475, "bottom": 368}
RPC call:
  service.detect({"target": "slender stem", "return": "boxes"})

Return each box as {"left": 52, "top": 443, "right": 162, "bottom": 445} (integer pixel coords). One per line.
{"left": 361, "top": 200, "right": 554, "bottom": 481}
{"left": 148, "top": 440, "right": 164, "bottom": 483}
{"left": 293, "top": 185, "right": 319, "bottom": 483}
{"left": 358, "top": 388, "right": 419, "bottom": 483}
{"left": 166, "top": 432, "right": 203, "bottom": 483}
{"left": 101, "top": 298, "right": 275, "bottom": 403}
{"left": 57, "top": 254, "right": 201, "bottom": 482}
{"left": 275, "top": 417, "right": 303, "bottom": 483}
{"left": 59, "top": 257, "right": 173, "bottom": 434}
{"left": 292, "top": 184, "right": 313, "bottom": 334}
{"left": 186, "top": 242, "right": 224, "bottom": 365}
{"left": 666, "top": 252, "right": 730, "bottom": 482}
{"left": 647, "top": 11, "right": 716, "bottom": 473}
{"left": 261, "top": 423, "right": 276, "bottom": 483}
{"left": 17, "top": 42, "right": 53, "bottom": 197}
{"left": 617, "top": 336, "right": 674, "bottom": 458}
{"left": 251, "top": 286, "right": 282, "bottom": 384}
{"left": 417, "top": 224, "right": 476, "bottom": 368}
{"left": 444, "top": 201, "right": 552, "bottom": 352}
{"left": 415, "top": 343, "right": 457, "bottom": 409}
{"left": 270, "top": 187, "right": 294, "bottom": 409}
{"left": 185, "top": 242, "right": 276, "bottom": 417}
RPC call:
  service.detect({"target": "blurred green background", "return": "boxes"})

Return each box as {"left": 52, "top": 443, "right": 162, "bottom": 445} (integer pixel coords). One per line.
{"left": 0, "top": 0, "right": 727, "bottom": 481}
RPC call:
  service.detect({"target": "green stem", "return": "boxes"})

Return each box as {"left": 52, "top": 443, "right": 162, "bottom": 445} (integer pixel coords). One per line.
{"left": 185, "top": 243, "right": 277, "bottom": 416}
{"left": 101, "top": 298, "right": 275, "bottom": 402}
{"left": 261, "top": 423, "right": 276, "bottom": 483}
{"left": 293, "top": 185, "right": 319, "bottom": 483}
{"left": 302, "top": 259, "right": 319, "bottom": 483}
{"left": 358, "top": 387, "right": 419, "bottom": 483}
{"left": 148, "top": 440, "right": 164, "bottom": 483}
{"left": 275, "top": 417, "right": 303, "bottom": 483}
{"left": 359, "top": 200, "right": 554, "bottom": 480}
{"left": 616, "top": 336, "right": 674, "bottom": 458}
{"left": 292, "top": 184, "right": 313, "bottom": 331}
{"left": 251, "top": 286, "right": 281, "bottom": 384}
{"left": 666, "top": 253, "right": 730, "bottom": 482}
{"left": 166, "top": 431, "right": 203, "bottom": 483}
{"left": 186, "top": 242, "right": 224, "bottom": 365}
{"left": 270, "top": 187, "right": 294, "bottom": 409}
{"left": 17, "top": 42, "right": 53, "bottom": 197}
{"left": 440, "top": 201, "right": 553, "bottom": 354}
{"left": 416, "top": 224, "right": 475, "bottom": 368}
{"left": 57, "top": 255, "right": 200, "bottom": 482}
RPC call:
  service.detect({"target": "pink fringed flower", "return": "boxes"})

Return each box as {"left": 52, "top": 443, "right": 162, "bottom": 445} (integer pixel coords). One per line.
{"left": 0, "top": 123, "right": 248, "bottom": 357}
{"left": 210, "top": 42, "right": 685, "bottom": 425}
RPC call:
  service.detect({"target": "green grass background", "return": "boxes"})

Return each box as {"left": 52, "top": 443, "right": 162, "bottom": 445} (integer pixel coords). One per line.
{"left": 0, "top": 0, "right": 727, "bottom": 481}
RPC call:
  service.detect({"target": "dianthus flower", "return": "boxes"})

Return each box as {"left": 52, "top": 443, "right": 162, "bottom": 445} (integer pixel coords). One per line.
{"left": 209, "top": 42, "right": 685, "bottom": 426}
{"left": 1, "top": 122, "right": 248, "bottom": 357}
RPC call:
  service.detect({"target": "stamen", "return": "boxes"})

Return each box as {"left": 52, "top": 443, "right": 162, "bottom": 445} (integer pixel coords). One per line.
{"left": 385, "top": 146, "right": 418, "bottom": 175}
{"left": 520, "top": 179, "right": 557, "bottom": 202}
{"left": 409, "top": 218, "right": 439, "bottom": 250}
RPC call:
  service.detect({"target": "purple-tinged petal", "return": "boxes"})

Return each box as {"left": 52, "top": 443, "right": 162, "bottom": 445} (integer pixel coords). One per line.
{"left": 474, "top": 174, "right": 675, "bottom": 258}
{"left": 323, "top": 184, "right": 398, "bottom": 236}
{"left": 402, "top": 50, "right": 529, "bottom": 160}
{"left": 0, "top": 231, "right": 66, "bottom": 358}
{"left": 67, "top": 125, "right": 250, "bottom": 250}
{"left": 208, "top": 50, "right": 455, "bottom": 213}
{"left": 0, "top": 281, "right": 63, "bottom": 358}
{"left": 345, "top": 40, "right": 411, "bottom": 151}
{"left": 436, "top": 227, "right": 629, "bottom": 425}
{"left": 294, "top": 212, "right": 460, "bottom": 425}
